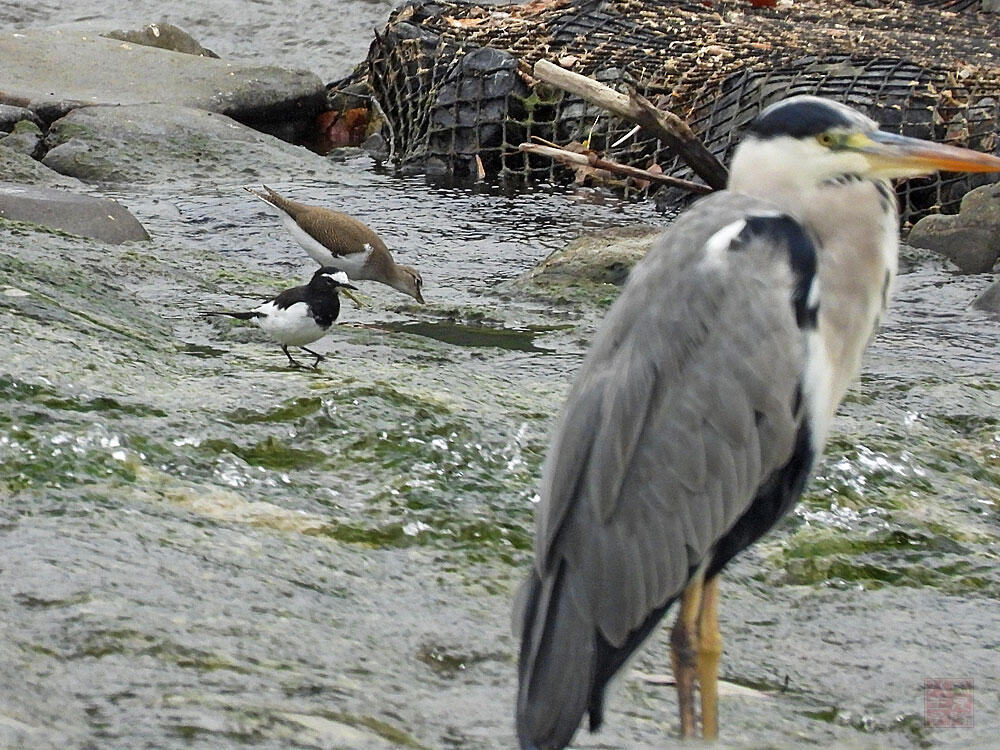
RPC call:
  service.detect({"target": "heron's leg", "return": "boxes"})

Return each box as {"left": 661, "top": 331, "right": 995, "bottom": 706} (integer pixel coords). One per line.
{"left": 696, "top": 575, "right": 722, "bottom": 739}
{"left": 670, "top": 575, "right": 703, "bottom": 738}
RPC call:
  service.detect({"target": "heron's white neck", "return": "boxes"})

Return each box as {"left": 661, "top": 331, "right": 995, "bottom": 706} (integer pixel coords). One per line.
{"left": 729, "top": 139, "right": 899, "bottom": 439}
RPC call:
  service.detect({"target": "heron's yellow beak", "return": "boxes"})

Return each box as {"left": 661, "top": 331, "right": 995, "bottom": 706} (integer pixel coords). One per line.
{"left": 852, "top": 130, "right": 1000, "bottom": 178}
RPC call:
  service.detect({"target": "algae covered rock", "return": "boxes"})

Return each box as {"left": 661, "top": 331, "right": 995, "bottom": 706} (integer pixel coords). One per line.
{"left": 0, "top": 149, "right": 85, "bottom": 190}
{"left": 0, "top": 120, "right": 44, "bottom": 158}
{"left": 0, "top": 104, "right": 43, "bottom": 133}
{"left": 525, "top": 225, "right": 662, "bottom": 287}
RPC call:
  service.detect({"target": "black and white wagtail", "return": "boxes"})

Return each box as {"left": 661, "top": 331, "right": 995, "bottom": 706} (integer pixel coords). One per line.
{"left": 203, "top": 266, "right": 357, "bottom": 368}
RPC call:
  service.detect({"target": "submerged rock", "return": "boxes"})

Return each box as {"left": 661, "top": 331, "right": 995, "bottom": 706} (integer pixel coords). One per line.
{"left": 41, "top": 103, "right": 329, "bottom": 184}
{"left": 972, "top": 278, "right": 1000, "bottom": 314}
{"left": 907, "top": 183, "right": 1000, "bottom": 273}
{"left": 0, "top": 182, "right": 149, "bottom": 244}
{"left": 99, "top": 21, "right": 219, "bottom": 58}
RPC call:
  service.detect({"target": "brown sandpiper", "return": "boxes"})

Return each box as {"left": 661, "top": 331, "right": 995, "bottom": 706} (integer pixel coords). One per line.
{"left": 245, "top": 185, "right": 425, "bottom": 304}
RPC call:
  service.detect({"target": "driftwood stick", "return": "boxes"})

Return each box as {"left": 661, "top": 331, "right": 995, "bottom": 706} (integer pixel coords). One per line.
{"left": 532, "top": 59, "right": 729, "bottom": 190}
{"left": 519, "top": 143, "right": 712, "bottom": 194}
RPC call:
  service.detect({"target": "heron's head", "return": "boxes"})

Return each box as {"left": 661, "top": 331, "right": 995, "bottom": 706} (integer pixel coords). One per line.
{"left": 313, "top": 266, "right": 358, "bottom": 291}
{"left": 730, "top": 95, "right": 1000, "bottom": 193}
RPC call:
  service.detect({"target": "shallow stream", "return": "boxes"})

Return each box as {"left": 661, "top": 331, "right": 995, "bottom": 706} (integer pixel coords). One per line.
{"left": 1, "top": 1, "right": 999, "bottom": 748}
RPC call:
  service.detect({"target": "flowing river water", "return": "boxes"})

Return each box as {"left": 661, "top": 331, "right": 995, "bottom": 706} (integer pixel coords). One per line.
{"left": 1, "top": 1, "right": 999, "bottom": 748}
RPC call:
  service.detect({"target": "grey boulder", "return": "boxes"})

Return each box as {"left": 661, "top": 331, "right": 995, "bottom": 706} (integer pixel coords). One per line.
{"left": 973, "top": 279, "right": 1000, "bottom": 314}
{"left": 42, "top": 103, "right": 329, "bottom": 184}
{"left": 0, "top": 26, "right": 324, "bottom": 140}
{"left": 0, "top": 182, "right": 149, "bottom": 243}
{"left": 908, "top": 183, "right": 1000, "bottom": 273}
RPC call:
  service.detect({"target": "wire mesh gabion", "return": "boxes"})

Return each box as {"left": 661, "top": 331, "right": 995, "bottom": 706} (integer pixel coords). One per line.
{"left": 357, "top": 0, "right": 1000, "bottom": 219}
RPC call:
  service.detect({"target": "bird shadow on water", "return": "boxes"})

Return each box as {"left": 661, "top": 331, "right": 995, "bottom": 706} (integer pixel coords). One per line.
{"left": 371, "top": 319, "right": 564, "bottom": 353}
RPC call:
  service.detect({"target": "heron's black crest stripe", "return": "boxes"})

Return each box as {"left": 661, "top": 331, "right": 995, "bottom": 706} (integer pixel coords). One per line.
{"left": 734, "top": 215, "right": 819, "bottom": 330}
{"left": 746, "top": 98, "right": 854, "bottom": 139}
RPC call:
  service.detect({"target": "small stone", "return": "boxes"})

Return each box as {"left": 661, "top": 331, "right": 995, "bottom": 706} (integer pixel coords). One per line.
{"left": 101, "top": 22, "right": 219, "bottom": 58}
{"left": 0, "top": 104, "right": 42, "bottom": 132}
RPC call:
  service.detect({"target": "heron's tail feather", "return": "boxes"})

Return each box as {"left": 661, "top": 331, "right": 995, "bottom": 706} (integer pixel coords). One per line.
{"left": 201, "top": 310, "right": 260, "bottom": 320}
{"left": 515, "top": 562, "right": 595, "bottom": 750}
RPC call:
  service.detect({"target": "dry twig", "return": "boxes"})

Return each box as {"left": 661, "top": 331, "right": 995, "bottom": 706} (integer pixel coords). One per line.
{"left": 532, "top": 59, "right": 728, "bottom": 190}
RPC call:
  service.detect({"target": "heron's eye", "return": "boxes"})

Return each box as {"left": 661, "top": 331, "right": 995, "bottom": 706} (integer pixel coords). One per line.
{"left": 817, "top": 132, "right": 837, "bottom": 147}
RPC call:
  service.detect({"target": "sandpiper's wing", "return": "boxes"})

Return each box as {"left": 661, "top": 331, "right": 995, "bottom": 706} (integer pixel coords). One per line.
{"left": 245, "top": 185, "right": 389, "bottom": 261}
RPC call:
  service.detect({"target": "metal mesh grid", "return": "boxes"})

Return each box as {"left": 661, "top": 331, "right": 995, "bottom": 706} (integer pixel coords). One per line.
{"left": 360, "top": 0, "right": 1000, "bottom": 218}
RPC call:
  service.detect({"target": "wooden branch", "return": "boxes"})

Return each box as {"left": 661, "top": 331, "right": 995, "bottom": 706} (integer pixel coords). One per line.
{"left": 533, "top": 59, "right": 729, "bottom": 190}
{"left": 519, "top": 142, "right": 712, "bottom": 194}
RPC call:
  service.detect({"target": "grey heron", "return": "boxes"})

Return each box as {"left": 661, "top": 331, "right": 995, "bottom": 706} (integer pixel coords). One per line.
{"left": 514, "top": 95, "right": 1000, "bottom": 749}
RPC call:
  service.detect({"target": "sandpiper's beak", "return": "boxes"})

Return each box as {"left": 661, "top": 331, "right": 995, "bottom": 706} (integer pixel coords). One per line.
{"left": 414, "top": 290, "right": 425, "bottom": 304}
{"left": 852, "top": 130, "right": 1000, "bottom": 179}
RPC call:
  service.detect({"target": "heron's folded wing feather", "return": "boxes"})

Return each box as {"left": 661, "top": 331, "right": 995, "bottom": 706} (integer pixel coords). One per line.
{"left": 533, "top": 193, "right": 809, "bottom": 647}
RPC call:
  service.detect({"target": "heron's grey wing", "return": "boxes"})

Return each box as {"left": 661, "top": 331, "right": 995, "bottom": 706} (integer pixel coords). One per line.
{"left": 533, "top": 192, "right": 811, "bottom": 647}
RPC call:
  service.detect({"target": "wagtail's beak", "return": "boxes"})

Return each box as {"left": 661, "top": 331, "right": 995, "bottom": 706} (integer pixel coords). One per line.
{"left": 854, "top": 130, "right": 1000, "bottom": 179}
{"left": 341, "top": 287, "right": 364, "bottom": 309}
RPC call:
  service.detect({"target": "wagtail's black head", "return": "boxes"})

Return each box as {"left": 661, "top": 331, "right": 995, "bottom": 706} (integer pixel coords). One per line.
{"left": 312, "top": 266, "right": 358, "bottom": 291}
